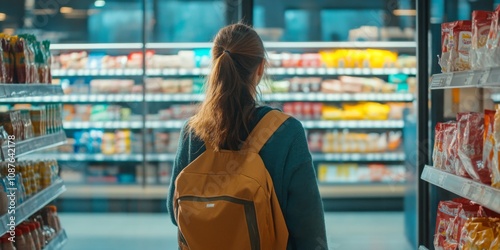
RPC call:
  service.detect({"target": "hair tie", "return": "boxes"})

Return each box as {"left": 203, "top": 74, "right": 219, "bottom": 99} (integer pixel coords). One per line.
{"left": 224, "top": 50, "right": 231, "bottom": 55}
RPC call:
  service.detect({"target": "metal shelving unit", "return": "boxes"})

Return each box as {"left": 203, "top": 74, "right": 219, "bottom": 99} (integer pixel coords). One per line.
{"left": 421, "top": 166, "right": 500, "bottom": 214}
{"left": 0, "top": 92, "right": 415, "bottom": 103}
{"left": 0, "top": 84, "right": 68, "bottom": 244}
{"left": 0, "top": 179, "right": 66, "bottom": 235}
{"left": 2, "top": 131, "right": 67, "bottom": 158}
{"left": 62, "top": 120, "right": 405, "bottom": 130}
{"left": 52, "top": 67, "right": 417, "bottom": 77}
{"left": 429, "top": 66, "right": 500, "bottom": 89}
{"left": 44, "top": 230, "right": 68, "bottom": 250}
{"left": 0, "top": 84, "right": 64, "bottom": 99}
{"left": 47, "top": 41, "right": 416, "bottom": 201}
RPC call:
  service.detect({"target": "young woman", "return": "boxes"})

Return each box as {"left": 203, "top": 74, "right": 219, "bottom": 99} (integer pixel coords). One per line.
{"left": 167, "top": 23, "right": 328, "bottom": 250}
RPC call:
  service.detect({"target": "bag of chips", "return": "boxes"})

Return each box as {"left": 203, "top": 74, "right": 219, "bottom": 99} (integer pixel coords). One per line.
{"left": 471, "top": 11, "right": 494, "bottom": 69}
{"left": 443, "top": 122, "right": 458, "bottom": 174}
{"left": 457, "top": 112, "right": 485, "bottom": 182}
{"left": 493, "top": 108, "right": 500, "bottom": 188}
{"left": 434, "top": 122, "right": 447, "bottom": 169}
{"left": 440, "top": 22, "right": 455, "bottom": 72}
{"left": 434, "top": 201, "right": 462, "bottom": 250}
{"left": 486, "top": 5, "right": 500, "bottom": 67}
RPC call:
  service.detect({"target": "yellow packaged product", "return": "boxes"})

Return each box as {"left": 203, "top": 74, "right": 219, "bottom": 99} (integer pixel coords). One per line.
{"left": 322, "top": 106, "right": 343, "bottom": 120}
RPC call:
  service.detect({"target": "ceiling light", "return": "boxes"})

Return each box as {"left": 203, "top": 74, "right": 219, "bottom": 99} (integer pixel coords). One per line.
{"left": 393, "top": 9, "right": 417, "bottom": 16}
{"left": 60, "top": 7, "right": 73, "bottom": 14}
{"left": 0, "top": 13, "right": 6, "bottom": 22}
{"left": 94, "top": 0, "right": 106, "bottom": 7}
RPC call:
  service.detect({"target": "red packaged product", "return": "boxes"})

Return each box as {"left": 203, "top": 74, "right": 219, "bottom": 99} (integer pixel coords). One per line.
{"left": 447, "top": 199, "right": 482, "bottom": 246}
{"left": 456, "top": 112, "right": 484, "bottom": 181}
{"left": 434, "top": 201, "right": 462, "bottom": 250}
{"left": 1, "top": 38, "right": 13, "bottom": 83}
{"left": 471, "top": 11, "right": 493, "bottom": 69}
{"left": 483, "top": 110, "right": 496, "bottom": 179}
{"left": 443, "top": 121, "right": 458, "bottom": 174}
{"left": 440, "top": 22, "right": 455, "bottom": 72}
{"left": 433, "top": 123, "right": 447, "bottom": 170}
{"left": 450, "top": 21, "right": 472, "bottom": 72}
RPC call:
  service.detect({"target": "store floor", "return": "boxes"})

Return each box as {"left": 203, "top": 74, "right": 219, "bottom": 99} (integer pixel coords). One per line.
{"left": 59, "top": 212, "right": 412, "bottom": 250}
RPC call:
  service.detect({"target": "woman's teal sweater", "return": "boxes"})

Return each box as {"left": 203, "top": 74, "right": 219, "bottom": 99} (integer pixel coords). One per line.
{"left": 167, "top": 106, "right": 328, "bottom": 250}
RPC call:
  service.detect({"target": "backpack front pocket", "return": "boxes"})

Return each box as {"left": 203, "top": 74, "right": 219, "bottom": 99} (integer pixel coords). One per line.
{"left": 177, "top": 196, "right": 260, "bottom": 250}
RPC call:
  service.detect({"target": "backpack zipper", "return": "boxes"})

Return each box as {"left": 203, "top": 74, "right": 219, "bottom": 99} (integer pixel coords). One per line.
{"left": 178, "top": 196, "right": 260, "bottom": 250}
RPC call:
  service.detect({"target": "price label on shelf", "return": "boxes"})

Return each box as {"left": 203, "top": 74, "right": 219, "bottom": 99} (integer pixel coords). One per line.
{"left": 445, "top": 75, "right": 453, "bottom": 87}
{"left": 492, "top": 195, "right": 500, "bottom": 211}
{"left": 344, "top": 68, "right": 354, "bottom": 75}
{"left": 471, "top": 185, "right": 482, "bottom": 202}
{"left": 464, "top": 72, "right": 475, "bottom": 86}
{"left": 461, "top": 182, "right": 471, "bottom": 196}
{"left": 317, "top": 68, "right": 327, "bottom": 75}
{"left": 306, "top": 68, "right": 316, "bottom": 75}
{"left": 481, "top": 189, "right": 493, "bottom": 206}
{"left": 286, "top": 68, "right": 296, "bottom": 75}
{"left": 296, "top": 68, "right": 305, "bottom": 75}
{"left": 326, "top": 68, "right": 336, "bottom": 75}
{"left": 479, "top": 69, "right": 491, "bottom": 85}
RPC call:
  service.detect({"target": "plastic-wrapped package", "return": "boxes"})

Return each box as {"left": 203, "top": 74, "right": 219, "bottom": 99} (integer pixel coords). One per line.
{"left": 483, "top": 110, "right": 496, "bottom": 183}
{"left": 486, "top": 5, "right": 500, "bottom": 67}
{"left": 442, "top": 122, "right": 458, "bottom": 174}
{"left": 457, "top": 112, "right": 486, "bottom": 182}
{"left": 433, "top": 122, "right": 447, "bottom": 170}
{"left": 471, "top": 11, "right": 494, "bottom": 69}
{"left": 440, "top": 22, "right": 455, "bottom": 72}
{"left": 434, "top": 201, "right": 462, "bottom": 250}
{"left": 492, "top": 108, "right": 500, "bottom": 188}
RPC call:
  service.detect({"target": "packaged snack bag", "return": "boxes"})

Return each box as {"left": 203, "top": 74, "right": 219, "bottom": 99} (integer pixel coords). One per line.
{"left": 450, "top": 21, "right": 472, "bottom": 72}
{"left": 483, "top": 110, "right": 496, "bottom": 182}
{"left": 493, "top": 108, "right": 500, "bottom": 188}
{"left": 457, "top": 112, "right": 485, "bottom": 182}
{"left": 447, "top": 201, "right": 481, "bottom": 246}
{"left": 486, "top": 5, "right": 500, "bottom": 67}
{"left": 440, "top": 22, "right": 455, "bottom": 72}
{"left": 471, "top": 11, "right": 494, "bottom": 69}
{"left": 432, "top": 122, "right": 446, "bottom": 170}
{"left": 442, "top": 122, "right": 458, "bottom": 174}
{"left": 434, "top": 201, "right": 462, "bottom": 250}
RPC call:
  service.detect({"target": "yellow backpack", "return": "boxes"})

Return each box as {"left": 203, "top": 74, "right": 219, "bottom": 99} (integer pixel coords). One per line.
{"left": 174, "top": 110, "right": 290, "bottom": 250}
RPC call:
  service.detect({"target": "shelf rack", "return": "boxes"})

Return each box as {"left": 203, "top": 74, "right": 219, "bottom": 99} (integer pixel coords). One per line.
{"left": 2, "top": 131, "right": 67, "bottom": 158}
{"left": 0, "top": 179, "right": 66, "bottom": 235}
{"left": 421, "top": 166, "right": 500, "bottom": 214}
{"left": 0, "top": 84, "right": 68, "bottom": 243}
{"left": 50, "top": 41, "right": 417, "bottom": 50}
{"left": 52, "top": 67, "right": 417, "bottom": 77}
{"left": 429, "top": 67, "right": 500, "bottom": 89}
{"left": 0, "top": 84, "right": 64, "bottom": 99}
{"left": 44, "top": 230, "right": 68, "bottom": 250}
{"left": 62, "top": 120, "right": 405, "bottom": 130}
{"left": 29, "top": 152, "right": 405, "bottom": 162}
{"left": 0, "top": 93, "right": 415, "bottom": 103}
{"left": 60, "top": 182, "right": 405, "bottom": 199}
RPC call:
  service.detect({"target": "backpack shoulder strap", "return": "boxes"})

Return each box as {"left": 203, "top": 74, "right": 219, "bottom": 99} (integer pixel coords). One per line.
{"left": 241, "top": 110, "right": 290, "bottom": 153}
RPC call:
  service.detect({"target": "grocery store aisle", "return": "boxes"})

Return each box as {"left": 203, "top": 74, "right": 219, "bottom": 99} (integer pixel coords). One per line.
{"left": 59, "top": 212, "right": 412, "bottom": 250}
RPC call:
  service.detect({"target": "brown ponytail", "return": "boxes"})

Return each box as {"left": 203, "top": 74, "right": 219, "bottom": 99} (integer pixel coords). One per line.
{"left": 188, "top": 23, "right": 265, "bottom": 151}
